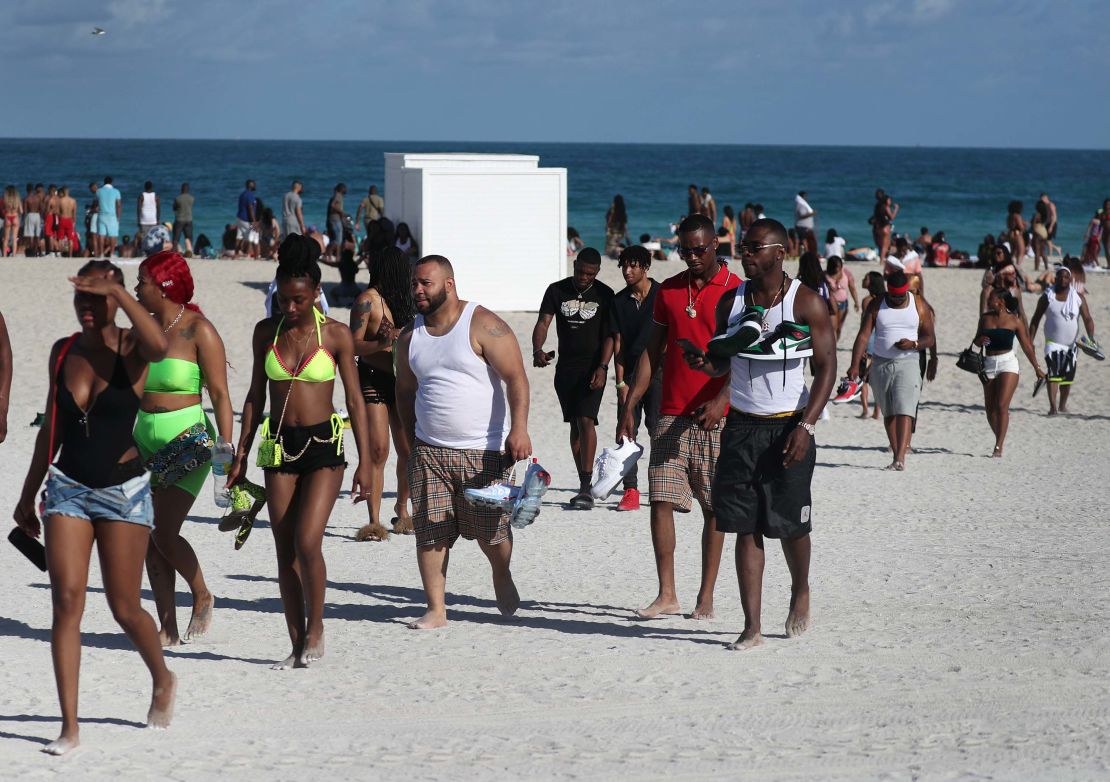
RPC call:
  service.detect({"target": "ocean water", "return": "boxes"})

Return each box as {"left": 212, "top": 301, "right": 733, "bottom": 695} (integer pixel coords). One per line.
{"left": 1, "top": 139, "right": 1107, "bottom": 258}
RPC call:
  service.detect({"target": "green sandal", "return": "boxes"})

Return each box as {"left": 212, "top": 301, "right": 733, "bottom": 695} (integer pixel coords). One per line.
{"left": 219, "top": 480, "right": 266, "bottom": 533}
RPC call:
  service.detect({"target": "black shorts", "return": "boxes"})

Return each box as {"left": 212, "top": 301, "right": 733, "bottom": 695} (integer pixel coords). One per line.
{"left": 358, "top": 361, "right": 396, "bottom": 405}
{"left": 553, "top": 365, "right": 604, "bottom": 424}
{"left": 265, "top": 420, "right": 346, "bottom": 475}
{"left": 713, "top": 410, "right": 814, "bottom": 539}
{"left": 173, "top": 221, "right": 193, "bottom": 243}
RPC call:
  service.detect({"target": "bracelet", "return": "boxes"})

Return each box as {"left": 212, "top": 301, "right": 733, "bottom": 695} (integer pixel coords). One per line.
{"left": 598, "top": 364, "right": 608, "bottom": 371}
{"left": 615, "top": 380, "right": 627, "bottom": 389}
{"left": 798, "top": 421, "right": 816, "bottom": 436}
{"left": 532, "top": 348, "right": 545, "bottom": 355}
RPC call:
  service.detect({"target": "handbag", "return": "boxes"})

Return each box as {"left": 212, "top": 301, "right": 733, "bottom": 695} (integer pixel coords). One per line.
{"left": 145, "top": 422, "right": 214, "bottom": 489}
{"left": 956, "top": 343, "right": 985, "bottom": 375}
{"left": 257, "top": 379, "right": 295, "bottom": 469}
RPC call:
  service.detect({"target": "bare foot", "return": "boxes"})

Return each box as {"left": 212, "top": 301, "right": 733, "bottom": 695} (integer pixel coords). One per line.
{"left": 634, "top": 596, "right": 681, "bottom": 620}
{"left": 147, "top": 672, "right": 177, "bottom": 730}
{"left": 1047, "top": 408, "right": 1057, "bottom": 416}
{"left": 42, "top": 730, "right": 79, "bottom": 756}
{"left": 183, "top": 593, "right": 214, "bottom": 642}
{"left": 1059, "top": 405, "right": 1068, "bottom": 413}
{"left": 991, "top": 446, "right": 1003, "bottom": 458}
{"left": 355, "top": 522, "right": 390, "bottom": 542}
{"left": 272, "top": 651, "right": 308, "bottom": 670}
{"left": 690, "top": 601, "right": 715, "bottom": 620}
{"left": 883, "top": 461, "right": 899, "bottom": 471}
{"left": 407, "top": 610, "right": 448, "bottom": 630}
{"left": 158, "top": 627, "right": 182, "bottom": 648}
{"left": 726, "top": 630, "right": 765, "bottom": 651}
{"left": 856, "top": 411, "right": 869, "bottom": 419}
{"left": 786, "top": 588, "right": 810, "bottom": 638}
{"left": 493, "top": 571, "right": 520, "bottom": 618}
{"left": 301, "top": 630, "right": 325, "bottom": 666}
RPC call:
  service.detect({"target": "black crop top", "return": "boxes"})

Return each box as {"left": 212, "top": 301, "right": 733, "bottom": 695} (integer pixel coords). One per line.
{"left": 53, "top": 335, "right": 144, "bottom": 488}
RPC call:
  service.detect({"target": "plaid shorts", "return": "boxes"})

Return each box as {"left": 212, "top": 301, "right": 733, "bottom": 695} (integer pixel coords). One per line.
{"left": 408, "top": 441, "right": 513, "bottom": 547}
{"left": 648, "top": 414, "right": 721, "bottom": 513}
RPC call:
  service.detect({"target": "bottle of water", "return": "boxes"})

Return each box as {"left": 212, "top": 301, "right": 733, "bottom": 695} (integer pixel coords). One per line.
{"left": 211, "top": 438, "right": 234, "bottom": 508}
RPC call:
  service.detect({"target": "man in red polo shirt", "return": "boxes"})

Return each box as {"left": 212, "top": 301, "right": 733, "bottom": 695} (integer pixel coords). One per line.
{"left": 617, "top": 213, "right": 741, "bottom": 620}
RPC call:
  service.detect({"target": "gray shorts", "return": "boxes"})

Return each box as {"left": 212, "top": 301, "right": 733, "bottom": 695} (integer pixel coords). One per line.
{"left": 237, "top": 219, "right": 253, "bottom": 240}
{"left": 283, "top": 219, "right": 300, "bottom": 238}
{"left": 869, "top": 356, "right": 921, "bottom": 417}
{"left": 24, "top": 212, "right": 42, "bottom": 237}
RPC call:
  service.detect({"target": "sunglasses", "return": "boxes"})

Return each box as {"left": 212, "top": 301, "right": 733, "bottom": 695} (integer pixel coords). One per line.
{"left": 678, "top": 245, "right": 711, "bottom": 259}
{"left": 738, "top": 242, "right": 784, "bottom": 256}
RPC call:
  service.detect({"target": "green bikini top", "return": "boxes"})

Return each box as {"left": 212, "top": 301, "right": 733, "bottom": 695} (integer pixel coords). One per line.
{"left": 145, "top": 357, "right": 203, "bottom": 395}
{"left": 265, "top": 307, "right": 336, "bottom": 383}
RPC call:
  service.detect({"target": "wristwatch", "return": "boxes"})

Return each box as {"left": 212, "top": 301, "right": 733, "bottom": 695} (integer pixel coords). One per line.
{"left": 798, "top": 421, "right": 816, "bottom": 436}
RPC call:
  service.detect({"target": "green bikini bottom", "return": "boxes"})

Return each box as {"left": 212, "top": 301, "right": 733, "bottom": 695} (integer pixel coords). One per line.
{"left": 134, "top": 404, "right": 216, "bottom": 498}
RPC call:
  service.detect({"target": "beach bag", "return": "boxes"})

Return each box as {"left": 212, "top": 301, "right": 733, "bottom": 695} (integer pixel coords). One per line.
{"left": 956, "top": 343, "right": 984, "bottom": 376}
{"left": 145, "top": 423, "right": 214, "bottom": 489}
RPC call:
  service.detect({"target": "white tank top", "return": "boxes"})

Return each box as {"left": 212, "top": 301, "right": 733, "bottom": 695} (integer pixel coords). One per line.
{"left": 140, "top": 192, "right": 157, "bottom": 224}
{"left": 872, "top": 293, "right": 920, "bottom": 360}
{"left": 1043, "top": 289, "right": 1079, "bottom": 347}
{"left": 728, "top": 278, "right": 811, "bottom": 415}
{"left": 410, "top": 301, "right": 508, "bottom": 450}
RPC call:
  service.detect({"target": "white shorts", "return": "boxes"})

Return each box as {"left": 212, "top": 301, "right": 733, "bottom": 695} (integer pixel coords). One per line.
{"left": 982, "top": 351, "right": 1019, "bottom": 380}
{"left": 24, "top": 212, "right": 42, "bottom": 237}
{"left": 237, "top": 219, "right": 252, "bottom": 240}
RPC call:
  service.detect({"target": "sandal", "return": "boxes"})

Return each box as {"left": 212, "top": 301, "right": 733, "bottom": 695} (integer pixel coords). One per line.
{"left": 391, "top": 515, "right": 414, "bottom": 535}
{"left": 219, "top": 480, "right": 266, "bottom": 532}
{"left": 355, "top": 522, "right": 391, "bottom": 542}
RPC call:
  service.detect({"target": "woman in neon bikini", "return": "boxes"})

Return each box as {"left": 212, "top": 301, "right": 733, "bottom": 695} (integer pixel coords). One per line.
{"left": 227, "top": 234, "right": 372, "bottom": 669}
{"left": 13, "top": 260, "right": 176, "bottom": 755}
{"left": 133, "top": 250, "right": 234, "bottom": 646}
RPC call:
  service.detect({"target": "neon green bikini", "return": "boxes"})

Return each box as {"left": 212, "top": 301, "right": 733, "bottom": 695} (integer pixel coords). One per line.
{"left": 265, "top": 308, "right": 337, "bottom": 383}
{"left": 134, "top": 357, "right": 215, "bottom": 498}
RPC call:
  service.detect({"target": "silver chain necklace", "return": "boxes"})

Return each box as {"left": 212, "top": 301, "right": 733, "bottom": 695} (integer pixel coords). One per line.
{"left": 163, "top": 304, "right": 185, "bottom": 333}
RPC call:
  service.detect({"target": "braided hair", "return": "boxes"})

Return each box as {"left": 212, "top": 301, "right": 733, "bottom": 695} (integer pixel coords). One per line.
{"left": 140, "top": 250, "right": 202, "bottom": 313}
{"left": 368, "top": 246, "right": 416, "bottom": 328}
{"left": 77, "top": 258, "right": 124, "bottom": 285}
{"left": 276, "top": 233, "right": 322, "bottom": 287}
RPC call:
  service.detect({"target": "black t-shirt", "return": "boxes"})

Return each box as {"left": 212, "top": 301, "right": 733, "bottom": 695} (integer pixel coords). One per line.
{"left": 540, "top": 277, "right": 614, "bottom": 369}
{"left": 609, "top": 280, "right": 660, "bottom": 373}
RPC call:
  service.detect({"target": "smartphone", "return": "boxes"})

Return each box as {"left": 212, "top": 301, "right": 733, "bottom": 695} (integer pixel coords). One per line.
{"left": 8, "top": 527, "right": 47, "bottom": 572}
{"left": 545, "top": 351, "right": 555, "bottom": 360}
{"left": 676, "top": 339, "right": 706, "bottom": 360}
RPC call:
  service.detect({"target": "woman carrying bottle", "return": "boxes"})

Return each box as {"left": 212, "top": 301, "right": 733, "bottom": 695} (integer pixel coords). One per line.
{"left": 226, "top": 234, "right": 371, "bottom": 669}
{"left": 133, "top": 250, "right": 234, "bottom": 645}
{"left": 13, "top": 260, "right": 175, "bottom": 755}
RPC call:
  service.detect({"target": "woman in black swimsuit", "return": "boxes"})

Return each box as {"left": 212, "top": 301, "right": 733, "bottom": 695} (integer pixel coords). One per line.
{"left": 870, "top": 190, "right": 898, "bottom": 263}
{"left": 13, "top": 260, "right": 175, "bottom": 755}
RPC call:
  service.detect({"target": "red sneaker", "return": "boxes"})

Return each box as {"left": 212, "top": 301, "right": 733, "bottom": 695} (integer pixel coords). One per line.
{"left": 616, "top": 488, "right": 640, "bottom": 511}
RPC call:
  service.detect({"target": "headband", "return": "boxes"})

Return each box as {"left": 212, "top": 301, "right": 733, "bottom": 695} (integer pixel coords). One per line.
{"left": 888, "top": 281, "right": 911, "bottom": 295}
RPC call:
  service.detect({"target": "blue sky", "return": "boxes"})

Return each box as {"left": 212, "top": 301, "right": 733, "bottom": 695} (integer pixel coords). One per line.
{"left": 0, "top": 0, "right": 1103, "bottom": 149}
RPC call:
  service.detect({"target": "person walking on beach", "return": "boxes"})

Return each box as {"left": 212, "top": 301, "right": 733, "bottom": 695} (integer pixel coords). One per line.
{"left": 870, "top": 189, "right": 898, "bottom": 263}
{"left": 133, "top": 252, "right": 234, "bottom": 646}
{"left": 687, "top": 184, "right": 703, "bottom": 217}
{"left": 974, "top": 287, "right": 1044, "bottom": 456}
{"left": 137, "top": 181, "right": 159, "bottom": 240}
{"left": 395, "top": 255, "right": 533, "bottom": 630}
{"left": 825, "top": 255, "right": 858, "bottom": 341}
{"left": 847, "top": 270, "right": 935, "bottom": 470}
{"left": 794, "top": 191, "right": 817, "bottom": 255}
{"left": 227, "top": 234, "right": 372, "bottom": 668}
{"left": 1039, "top": 192, "right": 1059, "bottom": 256}
{"left": 683, "top": 217, "right": 835, "bottom": 650}
{"left": 96, "top": 176, "right": 122, "bottom": 258}
{"left": 172, "top": 183, "right": 194, "bottom": 256}
{"left": 2, "top": 185, "right": 22, "bottom": 257}
{"left": 282, "top": 180, "right": 305, "bottom": 238}
{"left": 354, "top": 185, "right": 384, "bottom": 235}
{"left": 350, "top": 246, "right": 417, "bottom": 541}
{"left": 57, "top": 187, "right": 80, "bottom": 256}
{"left": 857, "top": 271, "right": 885, "bottom": 419}
{"left": 24, "top": 184, "right": 44, "bottom": 257}
{"left": 235, "top": 180, "right": 257, "bottom": 259}
{"left": 326, "top": 183, "right": 347, "bottom": 262}
{"left": 701, "top": 187, "right": 717, "bottom": 226}
{"left": 0, "top": 310, "right": 10, "bottom": 442}
{"left": 13, "top": 260, "right": 177, "bottom": 755}
{"left": 1006, "top": 201, "right": 1026, "bottom": 267}
{"left": 616, "top": 213, "right": 739, "bottom": 620}
{"left": 607, "top": 245, "right": 661, "bottom": 512}
{"left": 1030, "top": 265, "right": 1096, "bottom": 415}
{"left": 532, "top": 247, "right": 614, "bottom": 509}
{"left": 605, "top": 195, "right": 628, "bottom": 259}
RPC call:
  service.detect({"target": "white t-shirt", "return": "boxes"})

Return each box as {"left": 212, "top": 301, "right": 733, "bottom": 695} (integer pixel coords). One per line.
{"left": 825, "top": 237, "right": 846, "bottom": 258}
{"left": 794, "top": 195, "right": 815, "bottom": 229}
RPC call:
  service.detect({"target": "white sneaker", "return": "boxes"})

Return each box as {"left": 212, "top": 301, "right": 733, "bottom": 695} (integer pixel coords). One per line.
{"left": 510, "top": 460, "right": 551, "bottom": 528}
{"left": 590, "top": 438, "right": 644, "bottom": 499}
{"left": 464, "top": 482, "right": 521, "bottom": 509}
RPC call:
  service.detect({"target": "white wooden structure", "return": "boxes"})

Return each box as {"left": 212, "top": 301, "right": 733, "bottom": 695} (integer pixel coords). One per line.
{"left": 383, "top": 153, "right": 567, "bottom": 311}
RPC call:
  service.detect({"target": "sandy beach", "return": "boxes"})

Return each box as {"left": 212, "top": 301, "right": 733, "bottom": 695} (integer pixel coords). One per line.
{"left": 1, "top": 254, "right": 1108, "bottom": 780}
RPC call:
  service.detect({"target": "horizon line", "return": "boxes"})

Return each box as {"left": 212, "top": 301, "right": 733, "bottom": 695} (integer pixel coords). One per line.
{"left": 0, "top": 136, "right": 1106, "bottom": 154}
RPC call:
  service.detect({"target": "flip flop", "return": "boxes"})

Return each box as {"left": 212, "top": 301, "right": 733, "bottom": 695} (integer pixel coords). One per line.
{"left": 220, "top": 480, "right": 266, "bottom": 532}
{"left": 1032, "top": 376, "right": 1046, "bottom": 397}
{"left": 234, "top": 515, "right": 255, "bottom": 550}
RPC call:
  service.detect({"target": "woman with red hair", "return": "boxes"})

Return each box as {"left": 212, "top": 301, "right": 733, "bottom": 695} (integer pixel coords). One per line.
{"left": 133, "top": 251, "right": 234, "bottom": 645}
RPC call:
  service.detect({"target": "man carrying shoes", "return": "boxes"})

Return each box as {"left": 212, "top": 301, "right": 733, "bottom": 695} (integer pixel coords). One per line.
{"left": 684, "top": 217, "right": 836, "bottom": 650}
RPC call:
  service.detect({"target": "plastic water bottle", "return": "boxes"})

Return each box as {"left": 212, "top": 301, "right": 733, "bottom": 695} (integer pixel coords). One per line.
{"left": 211, "top": 438, "right": 234, "bottom": 508}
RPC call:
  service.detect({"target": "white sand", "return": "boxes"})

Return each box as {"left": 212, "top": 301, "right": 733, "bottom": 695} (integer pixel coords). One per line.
{"left": 1, "top": 255, "right": 1109, "bottom": 779}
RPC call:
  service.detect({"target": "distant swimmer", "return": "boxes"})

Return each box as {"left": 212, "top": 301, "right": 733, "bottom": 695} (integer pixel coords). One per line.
{"left": 396, "top": 255, "right": 532, "bottom": 629}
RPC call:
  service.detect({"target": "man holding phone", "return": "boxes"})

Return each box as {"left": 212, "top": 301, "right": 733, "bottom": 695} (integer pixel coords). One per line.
{"left": 617, "top": 214, "right": 739, "bottom": 620}
{"left": 685, "top": 218, "right": 836, "bottom": 650}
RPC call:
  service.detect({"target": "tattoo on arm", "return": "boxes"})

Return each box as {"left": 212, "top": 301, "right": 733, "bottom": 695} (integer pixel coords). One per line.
{"left": 485, "top": 319, "right": 510, "bottom": 338}
{"left": 355, "top": 301, "right": 374, "bottom": 313}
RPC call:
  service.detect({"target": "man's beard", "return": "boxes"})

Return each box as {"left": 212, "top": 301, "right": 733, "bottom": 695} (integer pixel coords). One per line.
{"left": 418, "top": 289, "right": 448, "bottom": 315}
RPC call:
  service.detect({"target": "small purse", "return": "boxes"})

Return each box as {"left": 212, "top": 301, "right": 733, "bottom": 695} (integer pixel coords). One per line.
{"left": 145, "top": 422, "right": 215, "bottom": 489}
{"left": 257, "top": 379, "right": 294, "bottom": 469}
{"left": 956, "top": 343, "right": 985, "bottom": 375}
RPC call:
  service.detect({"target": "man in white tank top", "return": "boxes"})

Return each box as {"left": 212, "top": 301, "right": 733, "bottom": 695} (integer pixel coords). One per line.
{"left": 684, "top": 218, "right": 837, "bottom": 650}
{"left": 396, "top": 255, "right": 533, "bottom": 630}
{"left": 137, "top": 180, "right": 159, "bottom": 240}
{"left": 1029, "top": 266, "right": 1097, "bottom": 414}
{"left": 848, "top": 270, "right": 935, "bottom": 470}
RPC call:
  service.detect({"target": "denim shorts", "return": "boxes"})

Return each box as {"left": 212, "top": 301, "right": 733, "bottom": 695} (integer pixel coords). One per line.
{"left": 43, "top": 466, "right": 153, "bottom": 529}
